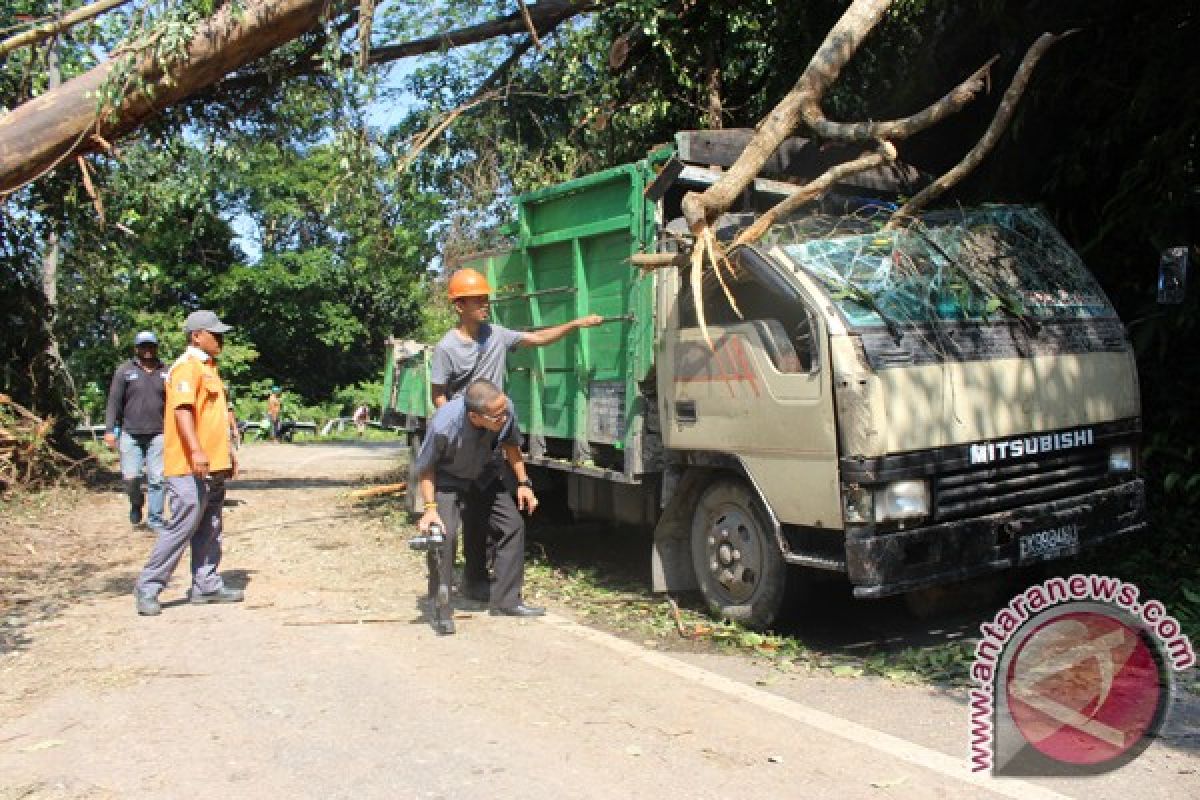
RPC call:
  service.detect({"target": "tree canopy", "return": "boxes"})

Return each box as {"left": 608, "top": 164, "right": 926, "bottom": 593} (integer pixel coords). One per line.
{"left": 1, "top": 2, "right": 1195, "bottom": 504}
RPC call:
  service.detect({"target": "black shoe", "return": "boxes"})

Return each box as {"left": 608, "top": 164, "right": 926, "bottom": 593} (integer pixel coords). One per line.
{"left": 433, "top": 616, "right": 456, "bottom": 635}
{"left": 189, "top": 587, "right": 244, "bottom": 604}
{"left": 135, "top": 591, "right": 161, "bottom": 616}
{"left": 489, "top": 603, "right": 545, "bottom": 618}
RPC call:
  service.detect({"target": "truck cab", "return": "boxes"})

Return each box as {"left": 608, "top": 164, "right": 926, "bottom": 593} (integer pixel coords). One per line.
{"left": 654, "top": 205, "right": 1145, "bottom": 627}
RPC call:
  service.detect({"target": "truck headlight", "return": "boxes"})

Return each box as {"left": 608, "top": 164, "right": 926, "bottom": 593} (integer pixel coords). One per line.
{"left": 843, "top": 486, "right": 873, "bottom": 525}
{"left": 874, "top": 480, "right": 929, "bottom": 523}
{"left": 1108, "top": 445, "right": 1134, "bottom": 473}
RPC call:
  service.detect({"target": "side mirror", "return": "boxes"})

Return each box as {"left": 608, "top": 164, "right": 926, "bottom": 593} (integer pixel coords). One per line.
{"left": 1157, "top": 246, "right": 1190, "bottom": 304}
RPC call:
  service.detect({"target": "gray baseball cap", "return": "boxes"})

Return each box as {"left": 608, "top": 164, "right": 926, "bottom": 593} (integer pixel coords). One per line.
{"left": 133, "top": 330, "right": 158, "bottom": 345}
{"left": 183, "top": 310, "right": 232, "bottom": 334}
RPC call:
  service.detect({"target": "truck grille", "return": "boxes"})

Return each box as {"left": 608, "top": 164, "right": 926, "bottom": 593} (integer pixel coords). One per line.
{"left": 934, "top": 449, "right": 1112, "bottom": 522}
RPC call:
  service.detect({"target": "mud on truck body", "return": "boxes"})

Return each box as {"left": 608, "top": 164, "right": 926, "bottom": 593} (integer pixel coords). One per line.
{"left": 381, "top": 131, "right": 1146, "bottom": 629}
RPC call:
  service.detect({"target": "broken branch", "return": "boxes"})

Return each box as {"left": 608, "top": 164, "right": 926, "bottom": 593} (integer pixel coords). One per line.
{"left": 732, "top": 141, "right": 897, "bottom": 246}
{"left": 887, "top": 31, "right": 1074, "bottom": 227}
{"left": 347, "top": 482, "right": 407, "bottom": 499}
{"left": 801, "top": 56, "right": 1000, "bottom": 142}
{"left": 680, "top": 0, "right": 893, "bottom": 231}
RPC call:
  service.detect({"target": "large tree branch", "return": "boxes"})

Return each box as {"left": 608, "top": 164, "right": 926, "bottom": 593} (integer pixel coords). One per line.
{"left": 679, "top": 0, "right": 999, "bottom": 232}
{"left": 366, "top": 0, "right": 594, "bottom": 65}
{"left": 0, "top": 0, "right": 135, "bottom": 61}
{"left": 793, "top": 0, "right": 996, "bottom": 142}
{"left": 680, "top": 0, "right": 893, "bottom": 231}
{"left": 193, "top": 0, "right": 594, "bottom": 116}
{"left": 802, "top": 56, "right": 998, "bottom": 142}
{"left": 732, "top": 141, "right": 897, "bottom": 246}
{"left": 886, "top": 32, "right": 1073, "bottom": 227}
{"left": 676, "top": 0, "right": 1019, "bottom": 348}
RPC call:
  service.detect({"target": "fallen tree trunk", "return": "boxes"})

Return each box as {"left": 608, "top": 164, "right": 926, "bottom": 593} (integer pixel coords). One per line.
{"left": 0, "top": 0, "right": 598, "bottom": 196}
{"left": 0, "top": 0, "right": 342, "bottom": 196}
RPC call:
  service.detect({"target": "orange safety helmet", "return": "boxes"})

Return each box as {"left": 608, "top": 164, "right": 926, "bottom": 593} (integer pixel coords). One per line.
{"left": 447, "top": 268, "right": 492, "bottom": 300}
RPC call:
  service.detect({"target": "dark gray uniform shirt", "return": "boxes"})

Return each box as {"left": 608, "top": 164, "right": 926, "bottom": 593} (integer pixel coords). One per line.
{"left": 413, "top": 395, "right": 521, "bottom": 491}
{"left": 105, "top": 359, "right": 167, "bottom": 435}
{"left": 430, "top": 323, "right": 525, "bottom": 398}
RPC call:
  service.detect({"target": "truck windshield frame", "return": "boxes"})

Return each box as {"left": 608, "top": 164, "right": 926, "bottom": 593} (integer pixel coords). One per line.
{"left": 771, "top": 206, "right": 1118, "bottom": 331}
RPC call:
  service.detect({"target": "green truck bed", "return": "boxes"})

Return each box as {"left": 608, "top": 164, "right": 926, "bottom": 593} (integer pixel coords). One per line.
{"left": 381, "top": 339, "right": 433, "bottom": 427}
{"left": 385, "top": 154, "right": 666, "bottom": 477}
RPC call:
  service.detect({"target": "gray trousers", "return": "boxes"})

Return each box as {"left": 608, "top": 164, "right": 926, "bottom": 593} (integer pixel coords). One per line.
{"left": 432, "top": 480, "right": 526, "bottom": 609}
{"left": 136, "top": 474, "right": 227, "bottom": 597}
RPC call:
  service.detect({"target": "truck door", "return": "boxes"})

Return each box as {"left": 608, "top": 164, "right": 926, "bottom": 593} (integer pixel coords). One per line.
{"left": 659, "top": 251, "right": 841, "bottom": 529}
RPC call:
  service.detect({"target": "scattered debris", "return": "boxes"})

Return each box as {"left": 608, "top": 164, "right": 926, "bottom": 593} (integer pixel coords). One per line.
{"left": 0, "top": 394, "right": 90, "bottom": 495}
{"left": 665, "top": 596, "right": 713, "bottom": 639}
{"left": 348, "top": 482, "right": 407, "bottom": 500}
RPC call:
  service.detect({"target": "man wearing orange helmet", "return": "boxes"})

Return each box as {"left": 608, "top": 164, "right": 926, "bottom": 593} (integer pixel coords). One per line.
{"left": 430, "top": 267, "right": 602, "bottom": 603}
{"left": 431, "top": 267, "right": 603, "bottom": 407}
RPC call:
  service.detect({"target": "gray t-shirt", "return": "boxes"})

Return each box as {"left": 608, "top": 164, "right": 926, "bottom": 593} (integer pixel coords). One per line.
{"left": 430, "top": 323, "right": 525, "bottom": 398}
{"left": 413, "top": 395, "right": 521, "bottom": 491}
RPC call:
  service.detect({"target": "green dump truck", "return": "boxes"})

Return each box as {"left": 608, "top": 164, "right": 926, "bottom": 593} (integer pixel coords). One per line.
{"left": 382, "top": 131, "right": 1146, "bottom": 629}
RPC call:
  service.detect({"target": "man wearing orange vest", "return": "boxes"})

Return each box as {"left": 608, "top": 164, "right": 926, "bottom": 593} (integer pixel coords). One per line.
{"left": 429, "top": 268, "right": 602, "bottom": 603}
{"left": 134, "top": 310, "right": 244, "bottom": 616}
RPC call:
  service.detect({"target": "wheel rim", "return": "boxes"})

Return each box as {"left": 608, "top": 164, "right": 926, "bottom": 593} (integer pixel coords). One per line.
{"left": 700, "top": 503, "right": 766, "bottom": 604}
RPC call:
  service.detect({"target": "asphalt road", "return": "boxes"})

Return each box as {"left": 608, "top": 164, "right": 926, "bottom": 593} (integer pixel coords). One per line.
{"left": 0, "top": 441, "right": 1195, "bottom": 799}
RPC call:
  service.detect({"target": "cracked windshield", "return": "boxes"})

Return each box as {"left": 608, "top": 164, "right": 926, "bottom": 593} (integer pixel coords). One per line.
{"left": 774, "top": 207, "right": 1116, "bottom": 329}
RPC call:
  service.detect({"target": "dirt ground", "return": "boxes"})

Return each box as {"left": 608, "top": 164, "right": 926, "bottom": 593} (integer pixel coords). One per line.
{"left": 1, "top": 442, "right": 415, "bottom": 709}
{"left": 1, "top": 441, "right": 1197, "bottom": 799}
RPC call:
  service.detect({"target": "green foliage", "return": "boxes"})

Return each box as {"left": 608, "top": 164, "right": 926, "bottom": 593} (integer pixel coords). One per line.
{"left": 330, "top": 379, "right": 384, "bottom": 416}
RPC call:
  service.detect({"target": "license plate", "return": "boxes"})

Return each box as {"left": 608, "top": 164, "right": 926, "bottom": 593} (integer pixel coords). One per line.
{"left": 1019, "top": 524, "right": 1080, "bottom": 560}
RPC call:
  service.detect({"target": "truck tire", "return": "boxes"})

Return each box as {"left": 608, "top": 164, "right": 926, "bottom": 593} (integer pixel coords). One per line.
{"left": 690, "top": 478, "right": 788, "bottom": 631}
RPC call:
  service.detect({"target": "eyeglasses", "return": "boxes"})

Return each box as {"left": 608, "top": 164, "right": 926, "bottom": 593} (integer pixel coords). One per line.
{"left": 474, "top": 409, "right": 508, "bottom": 423}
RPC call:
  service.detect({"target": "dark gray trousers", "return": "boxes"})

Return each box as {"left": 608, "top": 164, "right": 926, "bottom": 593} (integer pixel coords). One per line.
{"left": 431, "top": 480, "right": 526, "bottom": 610}
{"left": 135, "top": 474, "right": 227, "bottom": 597}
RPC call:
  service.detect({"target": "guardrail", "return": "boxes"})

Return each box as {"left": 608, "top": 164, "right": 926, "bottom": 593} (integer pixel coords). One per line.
{"left": 72, "top": 424, "right": 105, "bottom": 439}
{"left": 319, "top": 418, "right": 401, "bottom": 436}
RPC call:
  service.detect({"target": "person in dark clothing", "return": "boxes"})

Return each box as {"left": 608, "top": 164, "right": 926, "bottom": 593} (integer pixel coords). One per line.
{"left": 104, "top": 330, "right": 168, "bottom": 531}
{"left": 428, "top": 267, "right": 600, "bottom": 603}
{"left": 414, "top": 379, "right": 544, "bottom": 635}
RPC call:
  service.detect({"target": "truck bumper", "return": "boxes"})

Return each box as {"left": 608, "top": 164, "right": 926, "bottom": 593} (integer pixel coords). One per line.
{"left": 845, "top": 479, "right": 1145, "bottom": 598}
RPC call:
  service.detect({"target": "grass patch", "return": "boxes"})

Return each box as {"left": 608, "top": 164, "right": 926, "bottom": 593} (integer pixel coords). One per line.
{"left": 522, "top": 552, "right": 978, "bottom": 688}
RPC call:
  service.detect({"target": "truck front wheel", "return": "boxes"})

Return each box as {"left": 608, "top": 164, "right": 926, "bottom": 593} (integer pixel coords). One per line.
{"left": 690, "top": 478, "right": 787, "bottom": 631}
